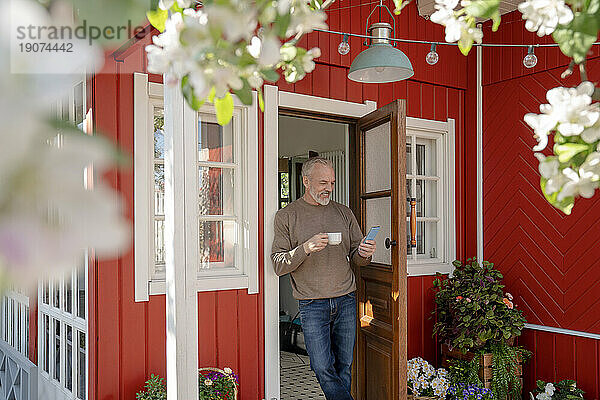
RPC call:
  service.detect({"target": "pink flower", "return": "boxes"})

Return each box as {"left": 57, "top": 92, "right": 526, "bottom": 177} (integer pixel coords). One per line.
{"left": 465, "top": 298, "right": 472, "bottom": 303}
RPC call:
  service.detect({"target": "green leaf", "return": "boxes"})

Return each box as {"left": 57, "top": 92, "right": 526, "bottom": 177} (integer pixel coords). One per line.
{"left": 458, "top": 39, "right": 473, "bottom": 56}
{"left": 541, "top": 177, "right": 575, "bottom": 215}
{"left": 555, "top": 143, "right": 589, "bottom": 162}
{"left": 181, "top": 76, "right": 206, "bottom": 111}
{"left": 552, "top": 5, "right": 600, "bottom": 63}
{"left": 214, "top": 92, "right": 234, "bottom": 126}
{"left": 258, "top": 88, "right": 265, "bottom": 111}
{"left": 146, "top": 8, "right": 169, "bottom": 32}
{"left": 463, "top": 0, "right": 501, "bottom": 19}
{"left": 261, "top": 68, "right": 280, "bottom": 83}
{"left": 491, "top": 11, "right": 501, "bottom": 31}
{"left": 275, "top": 13, "right": 292, "bottom": 37}
{"left": 207, "top": 87, "right": 216, "bottom": 104}
{"left": 233, "top": 78, "right": 253, "bottom": 105}
{"left": 393, "top": 0, "right": 404, "bottom": 14}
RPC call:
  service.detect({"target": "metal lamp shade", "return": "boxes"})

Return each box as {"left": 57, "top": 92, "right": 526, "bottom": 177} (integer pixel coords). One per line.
{"left": 348, "top": 43, "right": 414, "bottom": 83}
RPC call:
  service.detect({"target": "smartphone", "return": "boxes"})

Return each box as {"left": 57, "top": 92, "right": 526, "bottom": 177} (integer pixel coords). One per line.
{"left": 364, "top": 226, "right": 381, "bottom": 242}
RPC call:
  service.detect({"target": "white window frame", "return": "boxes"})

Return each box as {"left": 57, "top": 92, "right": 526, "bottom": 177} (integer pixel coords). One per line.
{"left": 38, "top": 257, "right": 89, "bottom": 400}
{"left": 134, "top": 73, "right": 259, "bottom": 301}
{"left": 405, "top": 116, "right": 455, "bottom": 276}
{"left": 1, "top": 289, "right": 29, "bottom": 358}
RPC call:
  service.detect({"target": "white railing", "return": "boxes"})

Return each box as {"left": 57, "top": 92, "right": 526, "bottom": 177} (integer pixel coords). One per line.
{"left": 0, "top": 339, "right": 37, "bottom": 400}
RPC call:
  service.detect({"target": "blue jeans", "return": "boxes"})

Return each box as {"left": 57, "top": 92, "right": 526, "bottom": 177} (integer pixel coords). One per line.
{"left": 298, "top": 292, "right": 356, "bottom": 400}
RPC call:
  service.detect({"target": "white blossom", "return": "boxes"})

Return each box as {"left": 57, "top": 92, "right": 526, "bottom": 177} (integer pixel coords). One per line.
{"left": 545, "top": 383, "right": 556, "bottom": 396}
{"left": 430, "top": 0, "right": 482, "bottom": 46}
{"left": 159, "top": 0, "right": 194, "bottom": 10}
{"left": 518, "top": 0, "right": 573, "bottom": 36}
{"left": 558, "top": 168, "right": 598, "bottom": 201}
{"left": 524, "top": 82, "right": 600, "bottom": 150}
{"left": 581, "top": 152, "right": 600, "bottom": 180}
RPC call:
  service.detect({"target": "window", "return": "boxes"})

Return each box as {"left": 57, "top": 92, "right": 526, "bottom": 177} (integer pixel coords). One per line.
{"left": 38, "top": 259, "right": 88, "bottom": 399}
{"left": 1, "top": 288, "right": 29, "bottom": 358}
{"left": 37, "top": 78, "right": 89, "bottom": 399}
{"left": 405, "top": 118, "right": 455, "bottom": 276}
{"left": 134, "top": 73, "right": 259, "bottom": 300}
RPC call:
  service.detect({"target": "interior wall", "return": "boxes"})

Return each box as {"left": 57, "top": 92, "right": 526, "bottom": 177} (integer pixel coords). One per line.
{"left": 482, "top": 11, "right": 600, "bottom": 399}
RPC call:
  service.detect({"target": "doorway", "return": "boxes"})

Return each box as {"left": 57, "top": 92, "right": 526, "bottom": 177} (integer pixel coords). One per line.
{"left": 277, "top": 113, "right": 351, "bottom": 399}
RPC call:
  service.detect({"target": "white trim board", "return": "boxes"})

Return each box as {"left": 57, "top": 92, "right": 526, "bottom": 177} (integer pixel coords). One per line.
{"left": 524, "top": 324, "right": 600, "bottom": 341}
{"left": 476, "top": 30, "right": 484, "bottom": 263}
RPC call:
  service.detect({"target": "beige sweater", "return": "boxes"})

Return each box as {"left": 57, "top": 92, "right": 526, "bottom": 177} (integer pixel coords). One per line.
{"left": 271, "top": 198, "right": 371, "bottom": 300}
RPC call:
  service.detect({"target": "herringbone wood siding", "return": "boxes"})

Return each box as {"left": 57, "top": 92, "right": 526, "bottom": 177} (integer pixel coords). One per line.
{"left": 483, "top": 13, "right": 600, "bottom": 397}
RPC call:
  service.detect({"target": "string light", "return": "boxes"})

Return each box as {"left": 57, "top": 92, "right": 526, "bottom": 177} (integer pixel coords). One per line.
{"left": 523, "top": 45, "right": 538, "bottom": 68}
{"left": 338, "top": 34, "right": 350, "bottom": 55}
{"left": 426, "top": 43, "right": 438, "bottom": 65}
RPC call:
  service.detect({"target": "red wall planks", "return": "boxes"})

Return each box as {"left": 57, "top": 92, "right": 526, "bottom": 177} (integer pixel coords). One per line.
{"left": 82, "top": 4, "right": 476, "bottom": 399}
{"left": 482, "top": 11, "right": 600, "bottom": 397}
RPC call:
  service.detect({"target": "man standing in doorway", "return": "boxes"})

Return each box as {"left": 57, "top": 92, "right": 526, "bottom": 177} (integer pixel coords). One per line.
{"left": 271, "top": 157, "right": 376, "bottom": 400}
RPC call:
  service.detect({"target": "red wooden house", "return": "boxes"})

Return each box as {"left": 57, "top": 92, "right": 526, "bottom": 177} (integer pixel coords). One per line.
{"left": 3, "top": 1, "right": 600, "bottom": 399}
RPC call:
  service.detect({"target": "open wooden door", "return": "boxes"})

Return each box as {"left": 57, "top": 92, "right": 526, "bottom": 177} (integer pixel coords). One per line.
{"left": 352, "top": 100, "right": 407, "bottom": 400}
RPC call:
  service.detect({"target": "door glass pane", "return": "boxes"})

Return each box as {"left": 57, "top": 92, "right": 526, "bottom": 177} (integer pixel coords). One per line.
{"left": 416, "top": 222, "right": 438, "bottom": 258}
{"left": 66, "top": 326, "right": 73, "bottom": 392}
{"left": 416, "top": 140, "right": 437, "bottom": 175}
{"left": 365, "top": 122, "right": 391, "bottom": 192}
{"left": 16, "top": 306, "right": 21, "bottom": 353}
{"left": 406, "top": 181, "right": 413, "bottom": 218}
{"left": 406, "top": 223, "right": 412, "bottom": 256}
{"left": 199, "top": 167, "right": 235, "bottom": 216}
{"left": 155, "top": 220, "right": 165, "bottom": 270}
{"left": 416, "top": 180, "right": 438, "bottom": 218}
{"left": 154, "top": 107, "right": 164, "bottom": 159}
{"left": 78, "top": 331, "right": 86, "bottom": 400}
{"left": 198, "top": 119, "right": 233, "bottom": 163}
{"left": 366, "top": 197, "right": 391, "bottom": 265}
{"left": 54, "top": 278, "right": 60, "bottom": 308}
{"left": 154, "top": 164, "right": 165, "bottom": 214}
{"left": 199, "top": 220, "right": 236, "bottom": 269}
{"left": 43, "top": 282, "right": 50, "bottom": 304}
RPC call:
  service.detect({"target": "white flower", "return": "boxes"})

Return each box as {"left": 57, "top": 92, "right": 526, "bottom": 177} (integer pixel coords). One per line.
{"left": 535, "top": 154, "right": 559, "bottom": 179}
{"left": 558, "top": 168, "right": 598, "bottom": 201}
{"left": 204, "top": 378, "right": 213, "bottom": 386}
{"left": 537, "top": 393, "right": 551, "bottom": 400}
{"left": 205, "top": 5, "right": 257, "bottom": 42}
{"left": 518, "top": 0, "right": 573, "bottom": 37}
{"left": 223, "top": 367, "right": 233, "bottom": 374}
{"left": 524, "top": 82, "right": 600, "bottom": 150}
{"left": 159, "top": 0, "right": 193, "bottom": 10}
{"left": 581, "top": 152, "right": 600, "bottom": 180}
{"left": 545, "top": 383, "right": 556, "bottom": 396}
{"left": 286, "top": 1, "right": 328, "bottom": 37}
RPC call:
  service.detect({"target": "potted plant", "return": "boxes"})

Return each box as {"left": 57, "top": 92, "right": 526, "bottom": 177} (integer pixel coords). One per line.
{"left": 407, "top": 357, "right": 450, "bottom": 399}
{"left": 531, "top": 379, "right": 585, "bottom": 400}
{"left": 136, "top": 367, "right": 239, "bottom": 400}
{"left": 432, "top": 258, "right": 531, "bottom": 400}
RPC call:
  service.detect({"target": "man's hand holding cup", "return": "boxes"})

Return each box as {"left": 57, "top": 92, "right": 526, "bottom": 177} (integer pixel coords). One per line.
{"left": 303, "top": 233, "right": 329, "bottom": 254}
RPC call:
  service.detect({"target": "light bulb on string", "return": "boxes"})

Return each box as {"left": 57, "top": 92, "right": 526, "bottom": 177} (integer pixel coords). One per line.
{"left": 338, "top": 34, "right": 350, "bottom": 55}
{"left": 523, "top": 45, "right": 537, "bottom": 68}
{"left": 426, "top": 43, "right": 439, "bottom": 65}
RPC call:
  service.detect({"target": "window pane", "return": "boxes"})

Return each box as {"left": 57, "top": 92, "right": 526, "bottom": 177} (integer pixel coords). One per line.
{"left": 154, "top": 107, "right": 164, "bottom": 159}
{"left": 406, "top": 223, "right": 411, "bottom": 256}
{"left": 199, "top": 167, "right": 235, "bottom": 216}
{"left": 77, "top": 267, "right": 85, "bottom": 320}
{"left": 16, "top": 306, "right": 21, "bottom": 353}
{"left": 9, "top": 299, "right": 14, "bottom": 347}
{"left": 416, "top": 180, "right": 437, "bottom": 218}
{"left": 25, "top": 306, "right": 29, "bottom": 355}
{"left": 154, "top": 164, "right": 165, "bottom": 214}
{"left": 417, "top": 222, "right": 438, "bottom": 258}
{"left": 406, "top": 141, "right": 412, "bottom": 175}
{"left": 54, "top": 319, "right": 61, "bottom": 381}
{"left": 416, "top": 140, "right": 437, "bottom": 175}
{"left": 78, "top": 331, "right": 86, "bottom": 400}
{"left": 65, "top": 271, "right": 72, "bottom": 314}
{"left": 43, "top": 282, "right": 50, "bottom": 304}
{"left": 155, "top": 220, "right": 165, "bottom": 268}
{"left": 198, "top": 119, "right": 233, "bottom": 163}
{"left": 66, "top": 326, "right": 73, "bottom": 392}
{"left": 199, "top": 221, "right": 236, "bottom": 269}
{"left": 54, "top": 278, "right": 60, "bottom": 308}
{"left": 44, "top": 315, "right": 50, "bottom": 373}
{"left": 74, "top": 81, "right": 84, "bottom": 128}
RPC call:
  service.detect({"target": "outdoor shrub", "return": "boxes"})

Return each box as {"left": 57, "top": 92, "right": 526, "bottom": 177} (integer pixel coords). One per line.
{"left": 198, "top": 368, "right": 238, "bottom": 400}
{"left": 432, "top": 258, "right": 527, "bottom": 354}
{"left": 136, "top": 374, "right": 166, "bottom": 400}
{"left": 533, "top": 379, "right": 585, "bottom": 400}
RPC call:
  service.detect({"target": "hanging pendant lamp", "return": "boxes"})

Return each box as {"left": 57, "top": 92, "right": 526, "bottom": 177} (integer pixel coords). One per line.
{"left": 348, "top": 3, "right": 414, "bottom": 83}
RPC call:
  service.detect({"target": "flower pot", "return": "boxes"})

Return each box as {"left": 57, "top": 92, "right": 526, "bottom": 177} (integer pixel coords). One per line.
{"left": 441, "top": 344, "right": 523, "bottom": 392}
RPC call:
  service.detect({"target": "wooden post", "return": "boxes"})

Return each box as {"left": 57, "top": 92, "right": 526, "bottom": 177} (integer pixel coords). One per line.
{"left": 164, "top": 78, "right": 199, "bottom": 399}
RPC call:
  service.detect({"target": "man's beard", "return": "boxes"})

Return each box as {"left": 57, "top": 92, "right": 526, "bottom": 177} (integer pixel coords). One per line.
{"left": 309, "top": 187, "right": 331, "bottom": 205}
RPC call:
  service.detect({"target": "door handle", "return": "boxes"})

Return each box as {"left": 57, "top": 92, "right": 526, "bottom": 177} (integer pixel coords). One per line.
{"left": 409, "top": 197, "right": 417, "bottom": 248}
{"left": 385, "top": 238, "right": 397, "bottom": 249}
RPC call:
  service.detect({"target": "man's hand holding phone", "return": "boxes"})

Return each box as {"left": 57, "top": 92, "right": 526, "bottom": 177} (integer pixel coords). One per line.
{"left": 358, "top": 226, "right": 379, "bottom": 258}
{"left": 303, "top": 233, "right": 329, "bottom": 254}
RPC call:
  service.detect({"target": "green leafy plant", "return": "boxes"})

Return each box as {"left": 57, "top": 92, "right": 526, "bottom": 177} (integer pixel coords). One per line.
{"left": 489, "top": 342, "right": 531, "bottom": 400}
{"left": 432, "top": 258, "right": 527, "bottom": 354}
{"left": 447, "top": 357, "right": 482, "bottom": 387}
{"left": 198, "top": 368, "right": 238, "bottom": 400}
{"left": 532, "top": 379, "right": 585, "bottom": 400}
{"left": 136, "top": 374, "right": 166, "bottom": 400}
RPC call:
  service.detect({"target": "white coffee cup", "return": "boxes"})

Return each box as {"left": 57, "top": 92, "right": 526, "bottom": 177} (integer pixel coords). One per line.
{"left": 327, "top": 232, "right": 342, "bottom": 245}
